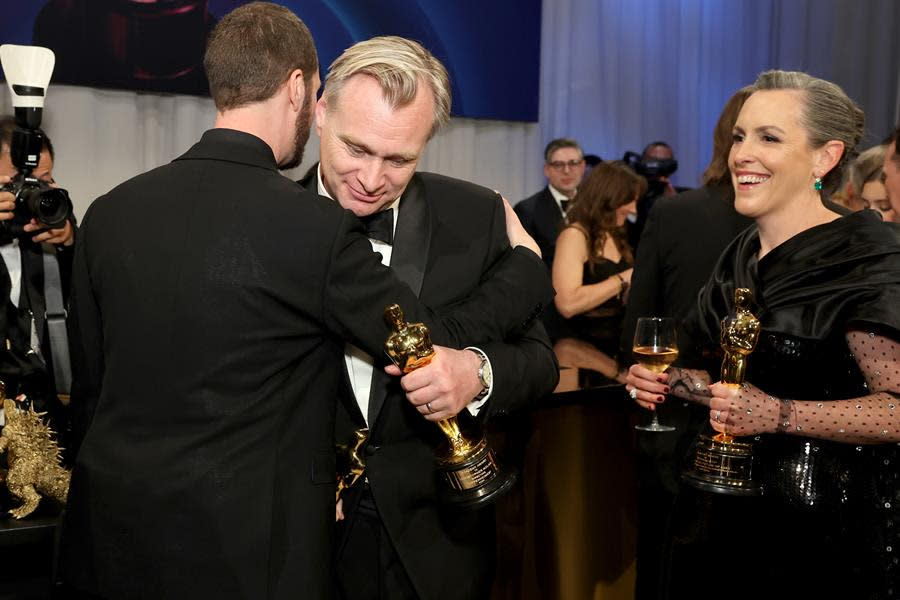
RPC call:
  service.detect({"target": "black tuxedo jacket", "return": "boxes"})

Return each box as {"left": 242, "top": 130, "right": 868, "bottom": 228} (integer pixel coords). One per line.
{"left": 59, "top": 129, "right": 552, "bottom": 599}
{"left": 621, "top": 185, "right": 754, "bottom": 363}
{"left": 300, "top": 170, "right": 558, "bottom": 600}
{"left": 514, "top": 186, "right": 563, "bottom": 270}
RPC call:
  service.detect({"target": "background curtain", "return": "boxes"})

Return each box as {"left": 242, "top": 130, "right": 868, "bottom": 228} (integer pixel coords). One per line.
{"left": 2, "top": 0, "right": 898, "bottom": 221}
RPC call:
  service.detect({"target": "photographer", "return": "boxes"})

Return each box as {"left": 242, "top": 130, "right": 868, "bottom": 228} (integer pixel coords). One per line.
{"left": 0, "top": 116, "right": 74, "bottom": 456}
{"left": 625, "top": 141, "right": 689, "bottom": 249}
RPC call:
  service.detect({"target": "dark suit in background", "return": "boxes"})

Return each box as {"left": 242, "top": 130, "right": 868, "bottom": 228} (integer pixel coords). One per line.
{"left": 514, "top": 186, "right": 563, "bottom": 271}
{"left": 620, "top": 184, "right": 752, "bottom": 599}
{"left": 300, "top": 170, "right": 558, "bottom": 600}
{"left": 515, "top": 187, "right": 569, "bottom": 340}
{"left": 59, "top": 129, "right": 551, "bottom": 599}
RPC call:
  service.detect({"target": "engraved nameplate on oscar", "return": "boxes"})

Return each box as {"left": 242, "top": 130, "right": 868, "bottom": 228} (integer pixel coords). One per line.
{"left": 384, "top": 304, "right": 516, "bottom": 508}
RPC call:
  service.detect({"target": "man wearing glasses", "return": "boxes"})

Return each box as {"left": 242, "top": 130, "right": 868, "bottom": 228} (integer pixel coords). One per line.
{"left": 515, "top": 138, "right": 585, "bottom": 271}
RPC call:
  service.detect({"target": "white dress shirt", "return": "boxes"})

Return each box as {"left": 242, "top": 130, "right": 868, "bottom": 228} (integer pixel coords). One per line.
{"left": 548, "top": 184, "right": 574, "bottom": 216}
{"left": 0, "top": 239, "right": 22, "bottom": 307}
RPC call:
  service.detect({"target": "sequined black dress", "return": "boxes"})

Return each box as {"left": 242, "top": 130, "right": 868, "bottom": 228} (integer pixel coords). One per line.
{"left": 684, "top": 210, "right": 900, "bottom": 599}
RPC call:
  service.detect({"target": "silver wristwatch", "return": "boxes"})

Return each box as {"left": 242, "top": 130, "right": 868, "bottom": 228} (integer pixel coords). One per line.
{"left": 474, "top": 352, "right": 492, "bottom": 400}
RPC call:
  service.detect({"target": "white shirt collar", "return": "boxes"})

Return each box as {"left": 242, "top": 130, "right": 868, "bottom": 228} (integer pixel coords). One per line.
{"left": 548, "top": 184, "right": 573, "bottom": 214}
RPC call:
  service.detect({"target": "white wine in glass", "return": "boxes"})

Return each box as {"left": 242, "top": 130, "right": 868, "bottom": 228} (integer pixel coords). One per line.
{"left": 633, "top": 317, "right": 677, "bottom": 432}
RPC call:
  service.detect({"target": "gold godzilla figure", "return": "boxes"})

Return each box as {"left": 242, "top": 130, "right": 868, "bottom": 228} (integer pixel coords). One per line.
{"left": 0, "top": 390, "right": 70, "bottom": 519}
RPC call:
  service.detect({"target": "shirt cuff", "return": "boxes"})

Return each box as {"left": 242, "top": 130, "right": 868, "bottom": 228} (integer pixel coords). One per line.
{"left": 464, "top": 346, "right": 493, "bottom": 417}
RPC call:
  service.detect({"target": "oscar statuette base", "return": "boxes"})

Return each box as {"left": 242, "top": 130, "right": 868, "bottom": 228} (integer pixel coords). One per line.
{"left": 682, "top": 434, "right": 763, "bottom": 497}
{"left": 437, "top": 435, "right": 518, "bottom": 509}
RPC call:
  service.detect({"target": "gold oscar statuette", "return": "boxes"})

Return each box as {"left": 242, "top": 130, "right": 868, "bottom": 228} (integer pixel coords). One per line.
{"left": 335, "top": 428, "right": 368, "bottom": 502}
{"left": 682, "top": 288, "right": 764, "bottom": 496}
{"left": 383, "top": 304, "right": 517, "bottom": 508}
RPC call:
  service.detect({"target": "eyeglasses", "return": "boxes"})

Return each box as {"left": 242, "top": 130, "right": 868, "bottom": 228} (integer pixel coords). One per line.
{"left": 547, "top": 159, "right": 584, "bottom": 171}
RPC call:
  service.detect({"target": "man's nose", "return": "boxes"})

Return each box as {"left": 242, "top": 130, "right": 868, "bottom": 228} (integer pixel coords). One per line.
{"left": 357, "top": 159, "right": 384, "bottom": 193}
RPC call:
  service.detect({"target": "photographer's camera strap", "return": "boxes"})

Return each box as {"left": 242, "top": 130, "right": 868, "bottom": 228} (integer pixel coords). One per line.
{"left": 42, "top": 244, "right": 71, "bottom": 399}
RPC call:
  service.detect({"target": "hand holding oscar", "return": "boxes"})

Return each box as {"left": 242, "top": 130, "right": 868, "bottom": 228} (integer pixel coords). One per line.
{"left": 384, "top": 303, "right": 517, "bottom": 508}
{"left": 682, "top": 287, "right": 764, "bottom": 496}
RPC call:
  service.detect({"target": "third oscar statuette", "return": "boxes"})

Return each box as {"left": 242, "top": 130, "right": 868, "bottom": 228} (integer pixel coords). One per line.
{"left": 383, "top": 303, "right": 517, "bottom": 508}
{"left": 682, "top": 287, "right": 764, "bottom": 496}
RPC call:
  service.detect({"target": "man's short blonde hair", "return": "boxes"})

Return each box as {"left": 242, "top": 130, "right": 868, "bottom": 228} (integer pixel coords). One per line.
{"left": 323, "top": 36, "right": 451, "bottom": 138}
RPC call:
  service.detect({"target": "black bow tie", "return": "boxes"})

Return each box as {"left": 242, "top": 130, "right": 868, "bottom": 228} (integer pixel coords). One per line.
{"left": 359, "top": 209, "right": 394, "bottom": 245}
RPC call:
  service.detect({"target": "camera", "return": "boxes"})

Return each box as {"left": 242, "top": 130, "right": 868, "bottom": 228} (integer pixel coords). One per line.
{"left": 622, "top": 150, "right": 678, "bottom": 179}
{"left": 0, "top": 45, "right": 73, "bottom": 234}
{"left": 0, "top": 172, "right": 72, "bottom": 231}
{"left": 622, "top": 150, "right": 678, "bottom": 197}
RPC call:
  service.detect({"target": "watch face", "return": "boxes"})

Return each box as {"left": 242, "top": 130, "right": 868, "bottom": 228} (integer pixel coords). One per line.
{"left": 480, "top": 359, "right": 493, "bottom": 388}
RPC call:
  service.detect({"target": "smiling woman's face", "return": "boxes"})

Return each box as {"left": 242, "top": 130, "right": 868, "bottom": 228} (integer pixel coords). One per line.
{"left": 729, "top": 89, "right": 822, "bottom": 220}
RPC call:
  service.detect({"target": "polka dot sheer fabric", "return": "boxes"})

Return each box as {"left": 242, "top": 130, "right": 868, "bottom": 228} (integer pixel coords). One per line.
{"left": 720, "top": 330, "right": 899, "bottom": 443}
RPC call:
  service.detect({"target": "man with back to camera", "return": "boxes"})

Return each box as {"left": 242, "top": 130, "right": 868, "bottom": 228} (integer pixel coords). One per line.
{"left": 57, "top": 4, "right": 552, "bottom": 598}
{"left": 0, "top": 118, "right": 75, "bottom": 449}
{"left": 298, "top": 36, "right": 558, "bottom": 600}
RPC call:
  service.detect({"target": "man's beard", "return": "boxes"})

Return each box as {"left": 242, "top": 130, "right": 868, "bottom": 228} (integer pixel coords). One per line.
{"left": 278, "top": 94, "right": 313, "bottom": 171}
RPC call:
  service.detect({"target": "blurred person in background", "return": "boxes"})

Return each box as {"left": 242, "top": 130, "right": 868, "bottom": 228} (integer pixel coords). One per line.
{"left": 516, "top": 138, "right": 585, "bottom": 270}
{"left": 627, "top": 141, "right": 690, "bottom": 249}
{"left": 517, "top": 138, "right": 586, "bottom": 340}
{"left": 552, "top": 161, "right": 644, "bottom": 372}
{"left": 833, "top": 144, "right": 892, "bottom": 218}
{"left": 883, "top": 125, "right": 900, "bottom": 221}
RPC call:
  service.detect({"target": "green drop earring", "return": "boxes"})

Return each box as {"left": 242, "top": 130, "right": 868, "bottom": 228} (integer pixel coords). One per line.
{"left": 814, "top": 177, "right": 823, "bottom": 191}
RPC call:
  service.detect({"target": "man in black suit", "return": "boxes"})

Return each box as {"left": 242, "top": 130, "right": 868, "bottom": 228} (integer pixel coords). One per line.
{"left": 514, "top": 137, "right": 585, "bottom": 271}
{"left": 302, "top": 37, "right": 559, "bottom": 600}
{"left": 515, "top": 138, "right": 585, "bottom": 340}
{"left": 58, "top": 6, "right": 551, "bottom": 599}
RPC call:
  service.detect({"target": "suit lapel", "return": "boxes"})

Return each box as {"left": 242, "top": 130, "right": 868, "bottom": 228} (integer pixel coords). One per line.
{"left": 367, "top": 175, "right": 431, "bottom": 426}
{"left": 536, "top": 189, "right": 563, "bottom": 244}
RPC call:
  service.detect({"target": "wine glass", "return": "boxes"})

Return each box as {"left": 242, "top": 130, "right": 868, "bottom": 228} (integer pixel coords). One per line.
{"left": 632, "top": 317, "right": 678, "bottom": 432}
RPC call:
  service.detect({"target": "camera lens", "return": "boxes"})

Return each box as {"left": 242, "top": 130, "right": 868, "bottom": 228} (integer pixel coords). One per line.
{"left": 22, "top": 186, "right": 73, "bottom": 229}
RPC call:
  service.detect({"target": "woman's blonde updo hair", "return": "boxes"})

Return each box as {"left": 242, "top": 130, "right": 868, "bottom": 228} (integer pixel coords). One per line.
{"left": 751, "top": 70, "right": 865, "bottom": 195}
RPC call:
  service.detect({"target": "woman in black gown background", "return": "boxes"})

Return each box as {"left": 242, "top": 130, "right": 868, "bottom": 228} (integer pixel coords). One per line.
{"left": 627, "top": 70, "right": 900, "bottom": 599}
{"left": 552, "top": 161, "right": 646, "bottom": 380}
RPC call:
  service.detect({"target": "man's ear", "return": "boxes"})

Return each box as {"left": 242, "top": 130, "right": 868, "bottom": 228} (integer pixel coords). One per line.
{"left": 287, "top": 68, "right": 305, "bottom": 110}
{"left": 315, "top": 95, "right": 327, "bottom": 136}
